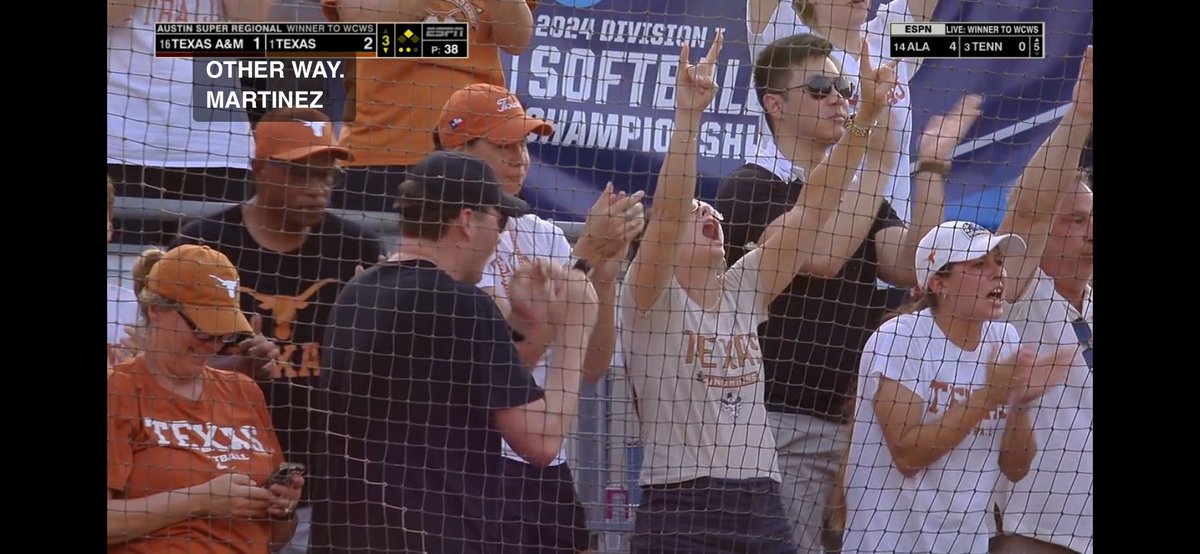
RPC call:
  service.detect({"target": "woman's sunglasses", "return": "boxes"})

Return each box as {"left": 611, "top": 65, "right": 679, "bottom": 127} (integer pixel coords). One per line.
{"left": 176, "top": 309, "right": 239, "bottom": 345}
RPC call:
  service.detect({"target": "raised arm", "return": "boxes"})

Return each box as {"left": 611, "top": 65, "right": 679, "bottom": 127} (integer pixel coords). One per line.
{"left": 747, "top": 0, "right": 787, "bottom": 39}
{"left": 801, "top": 94, "right": 903, "bottom": 280}
{"left": 626, "top": 31, "right": 724, "bottom": 312}
{"left": 998, "top": 46, "right": 1092, "bottom": 302}
{"left": 754, "top": 39, "right": 898, "bottom": 303}
{"left": 875, "top": 94, "right": 984, "bottom": 288}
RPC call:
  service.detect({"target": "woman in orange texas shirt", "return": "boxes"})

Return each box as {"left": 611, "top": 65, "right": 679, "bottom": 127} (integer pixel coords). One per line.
{"left": 107, "top": 245, "right": 304, "bottom": 553}
{"left": 321, "top": 0, "right": 538, "bottom": 212}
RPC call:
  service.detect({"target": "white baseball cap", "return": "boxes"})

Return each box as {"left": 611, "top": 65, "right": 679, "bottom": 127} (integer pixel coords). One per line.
{"left": 915, "top": 221, "right": 1028, "bottom": 292}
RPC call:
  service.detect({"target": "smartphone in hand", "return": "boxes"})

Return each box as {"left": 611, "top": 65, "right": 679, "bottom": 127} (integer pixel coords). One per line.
{"left": 268, "top": 462, "right": 306, "bottom": 487}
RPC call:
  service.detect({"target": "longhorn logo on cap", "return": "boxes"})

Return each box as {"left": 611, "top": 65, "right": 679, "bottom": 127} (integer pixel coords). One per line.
{"left": 210, "top": 275, "right": 240, "bottom": 299}
{"left": 300, "top": 120, "right": 327, "bottom": 137}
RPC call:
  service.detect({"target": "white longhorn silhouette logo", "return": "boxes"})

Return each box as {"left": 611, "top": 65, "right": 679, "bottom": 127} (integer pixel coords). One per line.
{"left": 300, "top": 121, "right": 327, "bottom": 137}
{"left": 210, "top": 275, "right": 240, "bottom": 299}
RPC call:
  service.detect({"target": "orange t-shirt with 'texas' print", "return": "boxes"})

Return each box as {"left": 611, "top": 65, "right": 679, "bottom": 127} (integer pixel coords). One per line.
{"left": 107, "top": 357, "right": 285, "bottom": 554}
{"left": 322, "top": 0, "right": 540, "bottom": 167}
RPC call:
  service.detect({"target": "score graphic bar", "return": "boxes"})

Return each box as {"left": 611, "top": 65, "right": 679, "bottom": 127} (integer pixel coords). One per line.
{"left": 154, "top": 22, "right": 469, "bottom": 59}
{"left": 888, "top": 22, "right": 1045, "bottom": 59}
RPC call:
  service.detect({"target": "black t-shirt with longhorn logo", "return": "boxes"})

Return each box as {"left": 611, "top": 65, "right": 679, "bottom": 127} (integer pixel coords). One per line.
{"left": 173, "top": 206, "right": 383, "bottom": 502}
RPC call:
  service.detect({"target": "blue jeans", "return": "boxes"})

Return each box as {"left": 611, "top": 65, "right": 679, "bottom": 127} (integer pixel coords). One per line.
{"left": 631, "top": 477, "right": 797, "bottom": 554}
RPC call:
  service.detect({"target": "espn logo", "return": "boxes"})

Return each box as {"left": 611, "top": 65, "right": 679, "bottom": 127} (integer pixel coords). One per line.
{"left": 424, "top": 24, "right": 467, "bottom": 40}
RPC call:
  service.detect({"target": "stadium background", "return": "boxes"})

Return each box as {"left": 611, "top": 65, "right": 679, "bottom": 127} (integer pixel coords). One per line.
{"left": 107, "top": 0, "right": 1093, "bottom": 550}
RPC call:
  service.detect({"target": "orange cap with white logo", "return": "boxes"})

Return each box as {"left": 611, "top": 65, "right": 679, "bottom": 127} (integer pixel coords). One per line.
{"left": 437, "top": 83, "right": 555, "bottom": 149}
{"left": 145, "top": 245, "right": 253, "bottom": 336}
{"left": 255, "top": 115, "right": 354, "bottom": 162}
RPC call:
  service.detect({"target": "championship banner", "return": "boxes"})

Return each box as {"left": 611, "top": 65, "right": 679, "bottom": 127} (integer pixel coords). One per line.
{"left": 505, "top": 0, "right": 1093, "bottom": 233}
{"left": 503, "top": 0, "right": 759, "bottom": 220}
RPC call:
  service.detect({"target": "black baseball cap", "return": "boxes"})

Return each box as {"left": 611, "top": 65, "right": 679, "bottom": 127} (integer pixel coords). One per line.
{"left": 401, "top": 150, "right": 530, "bottom": 219}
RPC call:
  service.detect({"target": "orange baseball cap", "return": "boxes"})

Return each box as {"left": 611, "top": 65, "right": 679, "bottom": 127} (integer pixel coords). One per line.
{"left": 254, "top": 115, "right": 353, "bottom": 162}
{"left": 437, "top": 84, "right": 555, "bottom": 149}
{"left": 145, "top": 245, "right": 254, "bottom": 336}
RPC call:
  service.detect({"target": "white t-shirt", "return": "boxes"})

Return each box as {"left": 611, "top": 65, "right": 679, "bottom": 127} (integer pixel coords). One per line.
{"left": 108, "top": 283, "right": 139, "bottom": 347}
{"left": 477, "top": 213, "right": 577, "bottom": 466}
{"left": 997, "top": 268, "right": 1093, "bottom": 554}
{"left": 108, "top": 1, "right": 253, "bottom": 168}
{"left": 746, "top": 0, "right": 918, "bottom": 225}
{"left": 844, "top": 309, "right": 1021, "bottom": 554}
{"left": 618, "top": 248, "right": 781, "bottom": 486}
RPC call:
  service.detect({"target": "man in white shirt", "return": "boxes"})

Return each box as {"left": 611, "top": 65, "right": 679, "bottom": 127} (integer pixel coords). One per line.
{"left": 992, "top": 46, "right": 1093, "bottom": 554}
{"left": 434, "top": 83, "right": 645, "bottom": 554}
{"left": 107, "top": 0, "right": 271, "bottom": 245}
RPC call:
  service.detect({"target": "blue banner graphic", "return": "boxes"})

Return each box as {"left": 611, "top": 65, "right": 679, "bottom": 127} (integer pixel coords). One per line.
{"left": 506, "top": 0, "right": 1093, "bottom": 231}
{"left": 913, "top": 0, "right": 1093, "bottom": 230}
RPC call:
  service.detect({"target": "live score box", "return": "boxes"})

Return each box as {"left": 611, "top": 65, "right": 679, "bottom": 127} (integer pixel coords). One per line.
{"left": 888, "top": 22, "right": 1045, "bottom": 59}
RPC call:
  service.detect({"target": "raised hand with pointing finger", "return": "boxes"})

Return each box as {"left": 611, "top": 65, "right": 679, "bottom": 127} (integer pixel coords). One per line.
{"left": 676, "top": 29, "right": 724, "bottom": 113}
{"left": 853, "top": 37, "right": 899, "bottom": 129}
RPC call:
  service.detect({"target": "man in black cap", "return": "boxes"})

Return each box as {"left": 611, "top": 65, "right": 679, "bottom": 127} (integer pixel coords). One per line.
{"left": 316, "top": 150, "right": 599, "bottom": 554}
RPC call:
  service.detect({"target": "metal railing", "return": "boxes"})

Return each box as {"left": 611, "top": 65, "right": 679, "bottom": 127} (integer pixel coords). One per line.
{"left": 111, "top": 197, "right": 588, "bottom": 245}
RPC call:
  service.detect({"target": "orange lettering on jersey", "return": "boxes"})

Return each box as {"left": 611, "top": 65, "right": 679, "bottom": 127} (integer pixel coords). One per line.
{"left": 684, "top": 331, "right": 763, "bottom": 373}
{"left": 684, "top": 330, "right": 698, "bottom": 364}
{"left": 928, "top": 379, "right": 1009, "bottom": 435}
{"left": 685, "top": 332, "right": 764, "bottom": 387}
{"left": 298, "top": 343, "right": 321, "bottom": 377}
{"left": 273, "top": 342, "right": 323, "bottom": 379}
{"left": 733, "top": 335, "right": 749, "bottom": 368}
{"left": 277, "top": 344, "right": 299, "bottom": 378}
{"left": 929, "top": 380, "right": 950, "bottom": 414}
{"left": 721, "top": 337, "right": 736, "bottom": 370}
{"left": 697, "top": 336, "right": 717, "bottom": 369}
{"left": 721, "top": 336, "right": 751, "bottom": 370}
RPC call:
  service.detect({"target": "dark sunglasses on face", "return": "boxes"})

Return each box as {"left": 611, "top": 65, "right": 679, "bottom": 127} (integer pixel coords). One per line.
{"left": 779, "top": 75, "right": 856, "bottom": 101}
{"left": 176, "top": 309, "right": 239, "bottom": 345}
